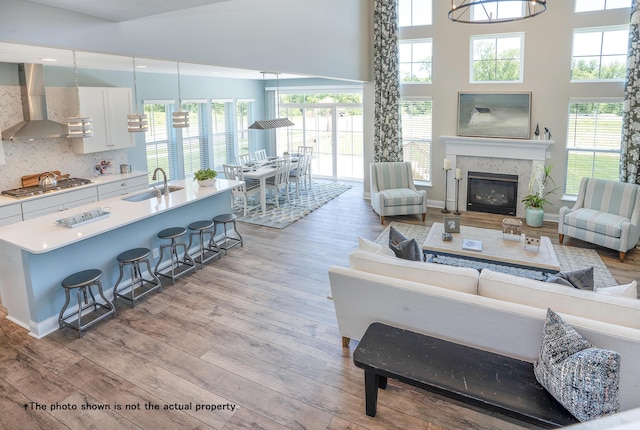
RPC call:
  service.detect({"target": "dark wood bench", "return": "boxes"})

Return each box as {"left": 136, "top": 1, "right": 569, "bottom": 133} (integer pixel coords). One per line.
{"left": 353, "top": 322, "right": 579, "bottom": 428}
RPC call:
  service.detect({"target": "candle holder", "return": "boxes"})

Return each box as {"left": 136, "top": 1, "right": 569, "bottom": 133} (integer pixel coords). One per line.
{"left": 441, "top": 167, "right": 451, "bottom": 214}
{"left": 454, "top": 177, "right": 462, "bottom": 215}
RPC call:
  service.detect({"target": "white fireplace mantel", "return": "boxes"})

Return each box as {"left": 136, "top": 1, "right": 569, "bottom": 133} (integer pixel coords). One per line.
{"left": 441, "top": 135, "right": 553, "bottom": 161}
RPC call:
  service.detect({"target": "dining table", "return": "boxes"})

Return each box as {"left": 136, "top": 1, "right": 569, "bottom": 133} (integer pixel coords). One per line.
{"left": 242, "top": 156, "right": 298, "bottom": 214}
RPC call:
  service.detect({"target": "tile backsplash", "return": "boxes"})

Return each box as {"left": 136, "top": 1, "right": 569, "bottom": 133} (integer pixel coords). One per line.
{"left": 0, "top": 85, "right": 127, "bottom": 190}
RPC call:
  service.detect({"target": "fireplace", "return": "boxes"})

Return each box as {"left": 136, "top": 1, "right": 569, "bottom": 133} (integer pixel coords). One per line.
{"left": 467, "top": 171, "right": 518, "bottom": 215}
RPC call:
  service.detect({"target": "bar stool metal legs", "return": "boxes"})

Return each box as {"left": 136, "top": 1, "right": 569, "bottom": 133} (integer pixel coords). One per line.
{"left": 58, "top": 269, "right": 116, "bottom": 337}
{"left": 187, "top": 220, "right": 220, "bottom": 269}
{"left": 113, "top": 248, "right": 162, "bottom": 307}
{"left": 155, "top": 227, "right": 196, "bottom": 284}
{"left": 213, "top": 214, "right": 243, "bottom": 255}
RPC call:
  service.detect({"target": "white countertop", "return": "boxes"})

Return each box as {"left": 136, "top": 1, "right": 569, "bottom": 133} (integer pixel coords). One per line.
{"left": 0, "top": 177, "right": 241, "bottom": 254}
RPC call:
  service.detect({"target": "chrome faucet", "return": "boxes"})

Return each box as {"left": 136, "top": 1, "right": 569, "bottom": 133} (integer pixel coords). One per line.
{"left": 152, "top": 167, "right": 168, "bottom": 196}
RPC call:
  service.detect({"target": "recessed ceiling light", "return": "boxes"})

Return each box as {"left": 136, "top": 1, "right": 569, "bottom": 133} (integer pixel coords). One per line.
{"left": 39, "top": 58, "right": 57, "bottom": 62}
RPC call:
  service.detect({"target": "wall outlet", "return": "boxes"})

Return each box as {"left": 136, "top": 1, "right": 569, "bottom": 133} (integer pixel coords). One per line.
{"left": 152, "top": 247, "right": 159, "bottom": 259}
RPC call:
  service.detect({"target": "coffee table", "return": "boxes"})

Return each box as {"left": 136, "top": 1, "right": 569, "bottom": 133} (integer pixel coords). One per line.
{"left": 423, "top": 222, "right": 560, "bottom": 275}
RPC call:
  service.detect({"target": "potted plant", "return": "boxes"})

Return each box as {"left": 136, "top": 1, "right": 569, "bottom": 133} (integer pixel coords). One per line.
{"left": 193, "top": 168, "right": 217, "bottom": 187}
{"left": 522, "top": 164, "right": 557, "bottom": 227}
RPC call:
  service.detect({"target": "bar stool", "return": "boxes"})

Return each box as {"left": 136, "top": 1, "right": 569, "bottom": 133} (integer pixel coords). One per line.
{"left": 213, "top": 213, "right": 243, "bottom": 255}
{"left": 187, "top": 220, "right": 220, "bottom": 269}
{"left": 113, "top": 248, "right": 162, "bottom": 307}
{"left": 58, "top": 269, "right": 116, "bottom": 337}
{"left": 154, "top": 227, "right": 195, "bottom": 284}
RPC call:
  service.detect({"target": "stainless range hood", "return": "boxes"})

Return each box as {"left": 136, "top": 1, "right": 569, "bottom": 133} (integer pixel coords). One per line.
{"left": 2, "top": 63, "right": 68, "bottom": 141}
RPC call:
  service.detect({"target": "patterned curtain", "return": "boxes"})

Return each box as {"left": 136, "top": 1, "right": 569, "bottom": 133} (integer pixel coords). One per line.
{"left": 373, "top": 0, "right": 403, "bottom": 162}
{"left": 622, "top": 0, "right": 640, "bottom": 184}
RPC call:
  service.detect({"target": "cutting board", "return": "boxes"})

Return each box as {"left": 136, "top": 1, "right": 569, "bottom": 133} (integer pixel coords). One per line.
{"left": 21, "top": 171, "right": 68, "bottom": 187}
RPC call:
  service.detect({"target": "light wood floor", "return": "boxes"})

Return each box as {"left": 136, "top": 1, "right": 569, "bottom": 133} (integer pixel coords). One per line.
{"left": 0, "top": 181, "right": 637, "bottom": 430}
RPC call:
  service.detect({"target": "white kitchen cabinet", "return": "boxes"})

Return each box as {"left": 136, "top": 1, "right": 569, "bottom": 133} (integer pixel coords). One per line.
{"left": 21, "top": 188, "right": 98, "bottom": 220}
{"left": 97, "top": 174, "right": 149, "bottom": 200}
{"left": 0, "top": 203, "right": 22, "bottom": 226}
{"left": 71, "top": 87, "right": 134, "bottom": 154}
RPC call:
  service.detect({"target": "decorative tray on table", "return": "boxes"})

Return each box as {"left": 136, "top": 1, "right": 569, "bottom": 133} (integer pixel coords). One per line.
{"left": 55, "top": 207, "right": 111, "bottom": 228}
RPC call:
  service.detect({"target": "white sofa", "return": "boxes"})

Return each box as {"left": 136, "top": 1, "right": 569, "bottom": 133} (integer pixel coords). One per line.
{"left": 328, "top": 248, "right": 640, "bottom": 412}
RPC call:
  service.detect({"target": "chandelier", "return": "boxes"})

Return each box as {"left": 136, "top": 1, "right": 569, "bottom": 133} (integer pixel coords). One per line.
{"left": 449, "top": 0, "right": 547, "bottom": 24}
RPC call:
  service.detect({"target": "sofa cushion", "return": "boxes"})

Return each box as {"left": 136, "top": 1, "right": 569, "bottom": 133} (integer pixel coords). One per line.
{"left": 545, "top": 267, "right": 594, "bottom": 290}
{"left": 358, "top": 237, "right": 397, "bottom": 257}
{"left": 380, "top": 188, "right": 424, "bottom": 207}
{"left": 349, "top": 249, "right": 479, "bottom": 294}
{"left": 478, "top": 269, "right": 640, "bottom": 329}
{"left": 533, "top": 309, "right": 620, "bottom": 422}
{"left": 563, "top": 208, "right": 627, "bottom": 238}
{"left": 594, "top": 281, "right": 638, "bottom": 299}
{"left": 389, "top": 226, "right": 421, "bottom": 261}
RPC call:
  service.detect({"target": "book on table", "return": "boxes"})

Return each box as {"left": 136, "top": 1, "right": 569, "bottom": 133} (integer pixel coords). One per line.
{"left": 462, "top": 239, "right": 483, "bottom": 251}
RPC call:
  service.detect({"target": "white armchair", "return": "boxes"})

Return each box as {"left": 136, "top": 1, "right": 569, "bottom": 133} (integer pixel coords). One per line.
{"left": 370, "top": 162, "right": 427, "bottom": 225}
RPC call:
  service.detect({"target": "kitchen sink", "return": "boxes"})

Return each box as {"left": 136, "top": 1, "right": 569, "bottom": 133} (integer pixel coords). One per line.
{"left": 122, "top": 186, "right": 183, "bottom": 202}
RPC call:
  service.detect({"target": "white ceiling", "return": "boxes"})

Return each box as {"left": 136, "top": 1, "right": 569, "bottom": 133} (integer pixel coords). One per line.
{"left": 0, "top": 0, "right": 307, "bottom": 80}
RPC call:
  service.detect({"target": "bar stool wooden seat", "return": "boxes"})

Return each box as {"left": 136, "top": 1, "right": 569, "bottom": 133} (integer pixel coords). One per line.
{"left": 213, "top": 213, "right": 243, "bottom": 254}
{"left": 187, "top": 220, "right": 220, "bottom": 269}
{"left": 58, "top": 269, "right": 116, "bottom": 337}
{"left": 154, "top": 227, "right": 196, "bottom": 284}
{"left": 113, "top": 247, "right": 162, "bottom": 307}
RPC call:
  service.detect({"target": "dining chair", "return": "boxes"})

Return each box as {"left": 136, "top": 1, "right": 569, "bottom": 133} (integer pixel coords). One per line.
{"left": 288, "top": 153, "right": 309, "bottom": 197}
{"left": 223, "top": 164, "right": 261, "bottom": 216}
{"left": 254, "top": 149, "right": 267, "bottom": 162}
{"left": 265, "top": 158, "right": 292, "bottom": 209}
{"left": 236, "top": 154, "right": 251, "bottom": 165}
{"left": 297, "top": 146, "right": 313, "bottom": 190}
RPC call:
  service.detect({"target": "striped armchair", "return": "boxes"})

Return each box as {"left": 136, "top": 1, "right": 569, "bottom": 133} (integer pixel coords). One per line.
{"left": 558, "top": 177, "right": 640, "bottom": 262}
{"left": 370, "top": 162, "right": 427, "bottom": 225}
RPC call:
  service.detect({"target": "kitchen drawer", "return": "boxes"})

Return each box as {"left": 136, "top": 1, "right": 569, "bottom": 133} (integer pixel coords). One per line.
{"left": 97, "top": 175, "right": 148, "bottom": 200}
{"left": 0, "top": 203, "right": 23, "bottom": 225}
{"left": 21, "top": 188, "right": 98, "bottom": 219}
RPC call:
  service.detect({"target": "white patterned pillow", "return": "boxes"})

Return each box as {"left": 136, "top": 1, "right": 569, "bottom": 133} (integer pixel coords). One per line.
{"left": 594, "top": 281, "right": 638, "bottom": 299}
{"left": 533, "top": 309, "right": 621, "bottom": 422}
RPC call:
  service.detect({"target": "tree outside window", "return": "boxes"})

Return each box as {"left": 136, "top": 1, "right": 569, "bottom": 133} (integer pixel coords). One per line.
{"left": 471, "top": 34, "right": 523, "bottom": 82}
{"left": 571, "top": 27, "right": 628, "bottom": 81}
{"left": 399, "top": 40, "right": 433, "bottom": 83}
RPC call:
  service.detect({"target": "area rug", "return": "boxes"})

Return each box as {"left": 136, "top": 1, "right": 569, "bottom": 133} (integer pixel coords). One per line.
{"left": 375, "top": 221, "right": 618, "bottom": 288}
{"left": 233, "top": 181, "right": 351, "bottom": 229}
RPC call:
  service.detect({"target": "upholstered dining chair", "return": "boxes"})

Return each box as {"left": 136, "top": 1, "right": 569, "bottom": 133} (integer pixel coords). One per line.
{"left": 254, "top": 149, "right": 267, "bottom": 162}
{"left": 370, "top": 161, "right": 427, "bottom": 225}
{"left": 558, "top": 177, "right": 640, "bottom": 262}
{"left": 223, "top": 164, "right": 260, "bottom": 216}
{"left": 266, "top": 158, "right": 291, "bottom": 209}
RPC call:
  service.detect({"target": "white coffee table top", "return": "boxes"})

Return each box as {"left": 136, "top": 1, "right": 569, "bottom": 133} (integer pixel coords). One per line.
{"left": 423, "top": 222, "right": 560, "bottom": 272}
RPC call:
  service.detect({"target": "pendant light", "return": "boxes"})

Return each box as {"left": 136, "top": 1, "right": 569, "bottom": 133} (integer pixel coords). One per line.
{"left": 449, "top": 0, "right": 546, "bottom": 24}
{"left": 67, "top": 50, "right": 94, "bottom": 138}
{"left": 249, "top": 72, "right": 294, "bottom": 130}
{"left": 127, "top": 57, "right": 148, "bottom": 133}
{"left": 172, "top": 61, "right": 189, "bottom": 128}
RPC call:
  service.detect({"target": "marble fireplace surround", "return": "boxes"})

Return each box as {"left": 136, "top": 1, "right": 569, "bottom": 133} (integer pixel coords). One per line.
{"left": 441, "top": 135, "right": 554, "bottom": 218}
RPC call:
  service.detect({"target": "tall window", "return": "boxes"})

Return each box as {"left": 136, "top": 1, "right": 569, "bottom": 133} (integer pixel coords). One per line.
{"left": 236, "top": 100, "right": 254, "bottom": 159}
{"left": 144, "top": 101, "right": 176, "bottom": 183}
{"left": 575, "top": 0, "right": 631, "bottom": 12}
{"left": 571, "top": 27, "right": 628, "bottom": 81}
{"left": 211, "top": 100, "right": 234, "bottom": 170}
{"left": 398, "top": 0, "right": 432, "bottom": 26}
{"left": 470, "top": 1, "right": 525, "bottom": 22}
{"left": 400, "top": 39, "right": 433, "bottom": 83}
{"left": 181, "top": 101, "right": 209, "bottom": 177}
{"left": 401, "top": 99, "right": 432, "bottom": 182}
{"left": 565, "top": 100, "right": 623, "bottom": 195}
{"left": 471, "top": 33, "right": 524, "bottom": 82}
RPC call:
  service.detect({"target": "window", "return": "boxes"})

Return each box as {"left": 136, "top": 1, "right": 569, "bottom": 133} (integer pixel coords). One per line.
{"left": 471, "top": 34, "right": 523, "bottom": 82}
{"left": 144, "top": 101, "right": 176, "bottom": 183}
{"left": 571, "top": 27, "right": 628, "bottom": 81}
{"left": 470, "top": 1, "right": 525, "bottom": 22}
{"left": 211, "top": 100, "right": 234, "bottom": 171}
{"left": 575, "top": 0, "right": 631, "bottom": 12}
{"left": 400, "top": 39, "right": 433, "bottom": 83}
{"left": 181, "top": 101, "right": 209, "bottom": 177}
{"left": 398, "top": 0, "right": 432, "bottom": 27}
{"left": 236, "top": 100, "right": 254, "bottom": 159}
{"left": 401, "top": 99, "right": 432, "bottom": 182}
{"left": 565, "top": 100, "right": 623, "bottom": 195}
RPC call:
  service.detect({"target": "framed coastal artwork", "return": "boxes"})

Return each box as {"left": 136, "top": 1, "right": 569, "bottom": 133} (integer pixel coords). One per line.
{"left": 457, "top": 92, "right": 531, "bottom": 139}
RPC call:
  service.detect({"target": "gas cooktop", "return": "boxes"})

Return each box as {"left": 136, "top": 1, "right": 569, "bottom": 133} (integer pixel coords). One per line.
{"left": 2, "top": 178, "right": 93, "bottom": 198}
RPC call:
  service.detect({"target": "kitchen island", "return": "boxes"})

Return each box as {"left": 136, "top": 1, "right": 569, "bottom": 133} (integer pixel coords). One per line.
{"left": 0, "top": 177, "right": 242, "bottom": 338}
